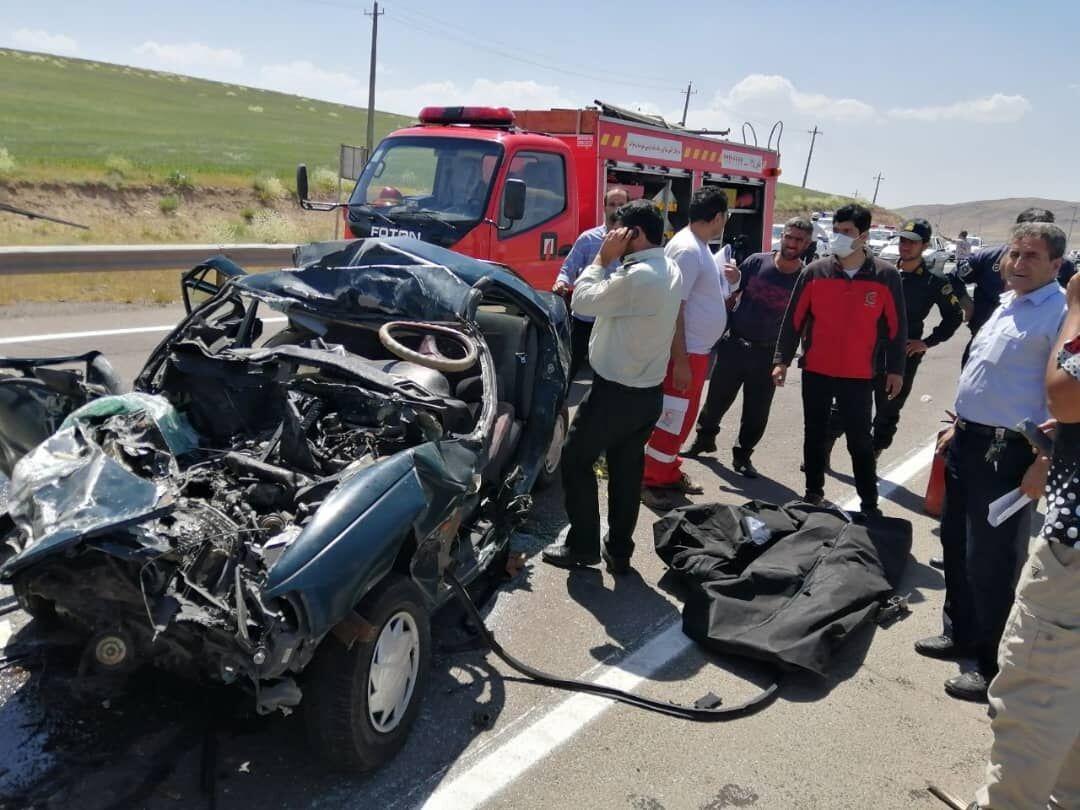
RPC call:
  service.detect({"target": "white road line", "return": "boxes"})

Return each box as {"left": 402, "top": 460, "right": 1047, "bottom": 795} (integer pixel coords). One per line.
{"left": 417, "top": 435, "right": 939, "bottom": 810}
{"left": 0, "top": 317, "right": 287, "bottom": 346}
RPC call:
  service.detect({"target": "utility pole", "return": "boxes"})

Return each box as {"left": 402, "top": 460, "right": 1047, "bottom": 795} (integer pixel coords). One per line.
{"left": 872, "top": 172, "right": 884, "bottom": 205}
{"left": 364, "top": 1, "right": 384, "bottom": 157}
{"left": 1068, "top": 204, "right": 1078, "bottom": 246}
{"left": 678, "top": 82, "right": 696, "bottom": 127}
{"left": 801, "top": 125, "right": 821, "bottom": 188}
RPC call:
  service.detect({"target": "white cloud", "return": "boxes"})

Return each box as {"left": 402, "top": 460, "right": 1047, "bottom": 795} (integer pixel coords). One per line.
{"left": 719, "top": 74, "right": 878, "bottom": 123}
{"left": 134, "top": 41, "right": 244, "bottom": 70}
{"left": 10, "top": 28, "right": 78, "bottom": 55}
{"left": 255, "top": 60, "right": 573, "bottom": 115}
{"left": 887, "top": 93, "right": 1031, "bottom": 124}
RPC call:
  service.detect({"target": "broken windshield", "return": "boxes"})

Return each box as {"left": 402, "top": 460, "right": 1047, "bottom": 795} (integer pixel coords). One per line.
{"left": 348, "top": 136, "right": 503, "bottom": 228}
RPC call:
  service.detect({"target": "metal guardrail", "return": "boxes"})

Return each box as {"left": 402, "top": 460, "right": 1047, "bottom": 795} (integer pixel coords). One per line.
{"left": 0, "top": 244, "right": 299, "bottom": 276}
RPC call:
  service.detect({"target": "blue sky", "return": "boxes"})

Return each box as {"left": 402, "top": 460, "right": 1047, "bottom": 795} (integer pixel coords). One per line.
{"left": 4, "top": 0, "right": 1079, "bottom": 209}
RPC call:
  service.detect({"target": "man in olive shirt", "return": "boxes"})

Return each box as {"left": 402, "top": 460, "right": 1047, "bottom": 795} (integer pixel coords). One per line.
{"left": 542, "top": 201, "right": 682, "bottom": 574}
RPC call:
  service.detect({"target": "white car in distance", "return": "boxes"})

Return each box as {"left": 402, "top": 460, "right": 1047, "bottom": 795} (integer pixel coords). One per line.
{"left": 878, "top": 234, "right": 950, "bottom": 272}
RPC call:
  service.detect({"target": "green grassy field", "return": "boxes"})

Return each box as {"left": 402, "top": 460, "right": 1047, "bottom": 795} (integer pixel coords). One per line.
{"left": 0, "top": 48, "right": 413, "bottom": 185}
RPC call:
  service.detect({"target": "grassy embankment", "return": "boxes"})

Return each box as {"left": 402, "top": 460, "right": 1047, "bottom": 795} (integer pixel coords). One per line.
{"left": 0, "top": 48, "right": 414, "bottom": 304}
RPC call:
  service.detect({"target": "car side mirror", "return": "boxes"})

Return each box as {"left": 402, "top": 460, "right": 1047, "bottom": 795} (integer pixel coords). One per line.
{"left": 296, "top": 164, "right": 310, "bottom": 204}
{"left": 295, "top": 163, "right": 338, "bottom": 211}
{"left": 502, "top": 179, "right": 526, "bottom": 223}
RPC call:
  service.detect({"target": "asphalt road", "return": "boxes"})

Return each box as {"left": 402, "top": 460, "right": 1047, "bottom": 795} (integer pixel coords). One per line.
{"left": 0, "top": 302, "right": 997, "bottom": 810}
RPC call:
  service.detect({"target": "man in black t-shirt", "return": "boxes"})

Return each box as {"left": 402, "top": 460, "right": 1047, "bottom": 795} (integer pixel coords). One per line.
{"left": 686, "top": 217, "right": 813, "bottom": 478}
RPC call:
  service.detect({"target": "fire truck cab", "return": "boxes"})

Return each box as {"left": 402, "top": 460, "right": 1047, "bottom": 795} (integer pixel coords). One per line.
{"left": 344, "top": 102, "right": 781, "bottom": 290}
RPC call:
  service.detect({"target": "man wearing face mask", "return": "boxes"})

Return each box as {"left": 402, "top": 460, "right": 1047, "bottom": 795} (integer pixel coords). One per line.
{"left": 553, "top": 186, "right": 631, "bottom": 380}
{"left": 774, "top": 203, "right": 907, "bottom": 517}
{"left": 542, "top": 201, "right": 682, "bottom": 574}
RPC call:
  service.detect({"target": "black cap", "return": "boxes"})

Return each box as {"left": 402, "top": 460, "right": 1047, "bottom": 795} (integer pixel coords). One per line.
{"left": 898, "top": 218, "right": 932, "bottom": 242}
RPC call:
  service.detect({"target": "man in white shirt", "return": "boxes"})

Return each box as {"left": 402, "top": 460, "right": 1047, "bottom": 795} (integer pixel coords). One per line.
{"left": 641, "top": 186, "right": 739, "bottom": 508}
{"left": 542, "top": 201, "right": 682, "bottom": 574}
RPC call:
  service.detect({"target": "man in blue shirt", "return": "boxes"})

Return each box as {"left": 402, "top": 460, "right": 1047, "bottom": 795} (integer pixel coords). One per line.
{"left": 553, "top": 187, "right": 629, "bottom": 380}
{"left": 961, "top": 207, "right": 1077, "bottom": 344}
{"left": 916, "top": 222, "right": 1069, "bottom": 703}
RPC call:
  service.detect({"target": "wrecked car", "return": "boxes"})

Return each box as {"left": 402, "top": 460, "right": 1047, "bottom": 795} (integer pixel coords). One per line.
{"left": 0, "top": 237, "right": 570, "bottom": 770}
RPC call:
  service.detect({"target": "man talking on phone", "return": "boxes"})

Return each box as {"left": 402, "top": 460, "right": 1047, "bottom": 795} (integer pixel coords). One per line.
{"left": 542, "top": 201, "right": 682, "bottom": 574}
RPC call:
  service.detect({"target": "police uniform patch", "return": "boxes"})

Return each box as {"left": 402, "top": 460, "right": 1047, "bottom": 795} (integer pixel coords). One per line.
{"left": 942, "top": 284, "right": 953, "bottom": 294}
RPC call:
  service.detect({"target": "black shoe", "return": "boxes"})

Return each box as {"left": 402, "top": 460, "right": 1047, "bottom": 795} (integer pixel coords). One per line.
{"left": 802, "top": 492, "right": 824, "bottom": 506}
{"left": 944, "top": 671, "right": 989, "bottom": 703}
{"left": 601, "top": 547, "right": 631, "bottom": 576}
{"left": 929, "top": 556, "right": 944, "bottom": 570}
{"left": 641, "top": 486, "right": 676, "bottom": 511}
{"left": 914, "top": 635, "right": 971, "bottom": 660}
{"left": 858, "top": 503, "right": 882, "bottom": 520}
{"left": 685, "top": 433, "right": 717, "bottom": 456}
{"left": 541, "top": 543, "right": 600, "bottom": 570}
{"left": 732, "top": 455, "right": 760, "bottom": 479}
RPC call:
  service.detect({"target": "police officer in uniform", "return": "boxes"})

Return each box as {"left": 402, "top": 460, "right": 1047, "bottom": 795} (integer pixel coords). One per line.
{"left": 872, "top": 219, "right": 964, "bottom": 455}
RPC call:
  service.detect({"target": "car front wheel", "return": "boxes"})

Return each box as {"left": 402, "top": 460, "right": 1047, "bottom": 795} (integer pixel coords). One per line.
{"left": 303, "top": 574, "right": 432, "bottom": 771}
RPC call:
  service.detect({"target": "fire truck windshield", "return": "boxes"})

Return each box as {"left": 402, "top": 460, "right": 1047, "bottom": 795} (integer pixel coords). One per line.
{"left": 349, "top": 137, "right": 503, "bottom": 235}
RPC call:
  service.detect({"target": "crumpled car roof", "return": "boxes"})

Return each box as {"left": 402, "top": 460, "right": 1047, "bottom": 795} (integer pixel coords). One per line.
{"left": 235, "top": 237, "right": 541, "bottom": 323}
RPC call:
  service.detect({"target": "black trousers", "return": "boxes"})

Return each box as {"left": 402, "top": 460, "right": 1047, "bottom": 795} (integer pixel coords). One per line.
{"left": 696, "top": 335, "right": 777, "bottom": 460}
{"left": 940, "top": 425, "right": 1033, "bottom": 677}
{"left": 561, "top": 374, "right": 662, "bottom": 560}
{"left": 568, "top": 317, "right": 594, "bottom": 381}
{"left": 872, "top": 353, "right": 922, "bottom": 452}
{"left": 802, "top": 370, "right": 878, "bottom": 507}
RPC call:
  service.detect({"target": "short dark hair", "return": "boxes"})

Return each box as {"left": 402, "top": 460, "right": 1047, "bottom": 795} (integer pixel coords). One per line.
{"left": 615, "top": 200, "right": 664, "bottom": 246}
{"left": 688, "top": 186, "right": 729, "bottom": 223}
{"left": 1011, "top": 222, "right": 1067, "bottom": 260}
{"left": 833, "top": 203, "right": 872, "bottom": 234}
{"left": 1016, "top": 207, "right": 1055, "bottom": 224}
{"left": 958, "top": 230, "right": 968, "bottom": 237}
{"left": 785, "top": 216, "right": 813, "bottom": 235}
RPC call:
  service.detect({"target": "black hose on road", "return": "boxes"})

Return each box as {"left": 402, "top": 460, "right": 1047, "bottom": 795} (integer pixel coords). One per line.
{"left": 446, "top": 571, "right": 781, "bottom": 721}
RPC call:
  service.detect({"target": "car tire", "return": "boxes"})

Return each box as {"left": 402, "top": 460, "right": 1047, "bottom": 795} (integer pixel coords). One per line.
{"left": 536, "top": 407, "right": 568, "bottom": 490}
{"left": 303, "top": 574, "right": 431, "bottom": 772}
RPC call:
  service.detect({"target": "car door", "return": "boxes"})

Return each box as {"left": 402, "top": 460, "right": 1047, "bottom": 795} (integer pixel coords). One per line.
{"left": 488, "top": 150, "right": 577, "bottom": 290}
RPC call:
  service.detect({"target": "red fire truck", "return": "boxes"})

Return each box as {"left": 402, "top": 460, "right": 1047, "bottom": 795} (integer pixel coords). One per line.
{"left": 340, "top": 102, "right": 781, "bottom": 290}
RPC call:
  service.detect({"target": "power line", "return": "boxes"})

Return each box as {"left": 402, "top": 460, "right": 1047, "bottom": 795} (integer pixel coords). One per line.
{"left": 382, "top": 7, "right": 684, "bottom": 92}
{"left": 388, "top": 1, "right": 685, "bottom": 91}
